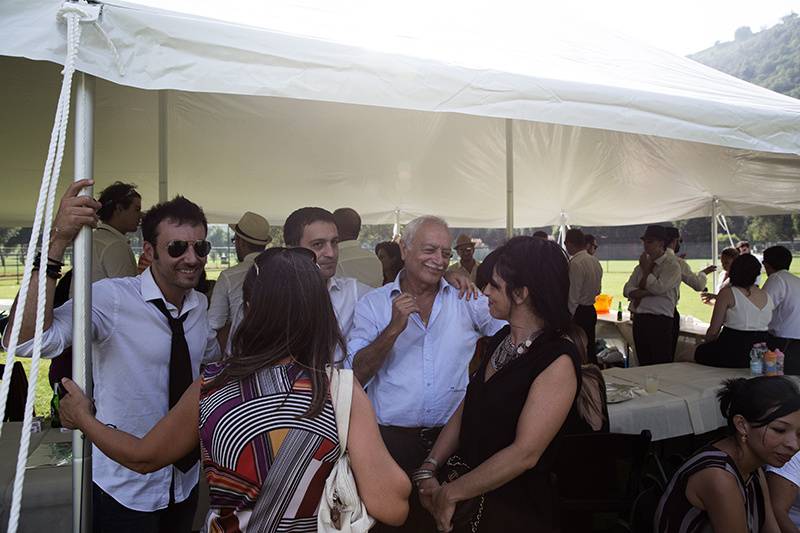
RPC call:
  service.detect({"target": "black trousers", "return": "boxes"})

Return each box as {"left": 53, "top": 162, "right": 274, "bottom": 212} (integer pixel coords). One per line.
{"left": 768, "top": 335, "right": 800, "bottom": 375}
{"left": 632, "top": 313, "right": 675, "bottom": 366}
{"left": 373, "top": 425, "right": 442, "bottom": 533}
{"left": 92, "top": 483, "right": 198, "bottom": 533}
{"left": 695, "top": 328, "right": 768, "bottom": 369}
{"left": 573, "top": 304, "right": 598, "bottom": 365}
{"left": 671, "top": 309, "right": 680, "bottom": 360}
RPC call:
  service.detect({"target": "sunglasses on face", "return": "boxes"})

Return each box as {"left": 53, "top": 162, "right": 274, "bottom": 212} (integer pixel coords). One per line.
{"left": 166, "top": 240, "right": 212, "bottom": 258}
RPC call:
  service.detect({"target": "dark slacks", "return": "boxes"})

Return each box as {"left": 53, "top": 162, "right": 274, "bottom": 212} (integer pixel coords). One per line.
{"left": 632, "top": 313, "right": 675, "bottom": 366}
{"left": 92, "top": 483, "right": 198, "bottom": 533}
{"left": 373, "top": 425, "right": 442, "bottom": 533}
{"left": 768, "top": 335, "right": 800, "bottom": 375}
{"left": 671, "top": 309, "right": 680, "bottom": 360}
{"left": 573, "top": 304, "right": 598, "bottom": 365}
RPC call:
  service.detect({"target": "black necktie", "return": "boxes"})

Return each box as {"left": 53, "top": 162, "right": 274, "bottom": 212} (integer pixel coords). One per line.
{"left": 150, "top": 298, "right": 199, "bottom": 472}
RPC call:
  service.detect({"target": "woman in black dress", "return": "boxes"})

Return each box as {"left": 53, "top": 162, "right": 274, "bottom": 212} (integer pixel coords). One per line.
{"left": 416, "top": 236, "right": 586, "bottom": 532}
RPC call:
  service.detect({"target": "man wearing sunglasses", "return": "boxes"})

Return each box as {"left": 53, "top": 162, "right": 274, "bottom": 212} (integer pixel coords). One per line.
{"left": 3, "top": 181, "right": 220, "bottom": 533}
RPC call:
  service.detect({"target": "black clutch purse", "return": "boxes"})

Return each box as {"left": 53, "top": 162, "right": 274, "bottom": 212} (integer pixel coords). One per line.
{"left": 438, "top": 456, "right": 485, "bottom": 533}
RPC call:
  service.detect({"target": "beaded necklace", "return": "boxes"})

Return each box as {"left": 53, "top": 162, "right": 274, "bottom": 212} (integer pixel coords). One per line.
{"left": 490, "top": 330, "right": 544, "bottom": 371}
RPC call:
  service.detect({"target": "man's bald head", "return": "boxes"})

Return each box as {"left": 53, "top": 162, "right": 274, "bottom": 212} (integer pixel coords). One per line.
{"left": 333, "top": 207, "right": 362, "bottom": 241}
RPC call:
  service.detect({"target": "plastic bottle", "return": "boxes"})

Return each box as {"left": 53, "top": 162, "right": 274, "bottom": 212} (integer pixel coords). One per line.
{"left": 776, "top": 349, "right": 785, "bottom": 376}
{"left": 765, "top": 350, "right": 778, "bottom": 377}
{"left": 750, "top": 346, "right": 763, "bottom": 376}
{"left": 616, "top": 302, "right": 623, "bottom": 322}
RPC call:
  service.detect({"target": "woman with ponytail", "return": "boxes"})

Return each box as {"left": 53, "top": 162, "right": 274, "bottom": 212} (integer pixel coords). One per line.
{"left": 417, "top": 236, "right": 593, "bottom": 532}
{"left": 655, "top": 376, "right": 800, "bottom": 533}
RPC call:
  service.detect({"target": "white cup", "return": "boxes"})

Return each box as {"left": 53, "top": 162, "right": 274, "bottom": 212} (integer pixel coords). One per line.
{"left": 645, "top": 375, "right": 659, "bottom": 394}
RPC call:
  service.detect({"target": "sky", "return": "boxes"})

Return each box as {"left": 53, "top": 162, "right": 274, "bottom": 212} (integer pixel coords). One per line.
{"left": 115, "top": 0, "right": 799, "bottom": 57}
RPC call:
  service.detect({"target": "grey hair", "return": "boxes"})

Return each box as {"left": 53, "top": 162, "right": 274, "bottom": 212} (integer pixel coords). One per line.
{"left": 402, "top": 215, "right": 449, "bottom": 249}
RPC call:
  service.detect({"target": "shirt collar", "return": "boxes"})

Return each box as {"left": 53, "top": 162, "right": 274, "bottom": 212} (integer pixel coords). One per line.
{"left": 243, "top": 251, "right": 260, "bottom": 263}
{"left": 96, "top": 222, "right": 127, "bottom": 240}
{"left": 140, "top": 266, "right": 200, "bottom": 316}
{"left": 389, "top": 269, "right": 450, "bottom": 297}
{"left": 328, "top": 275, "right": 343, "bottom": 292}
{"left": 570, "top": 249, "right": 588, "bottom": 260}
{"left": 338, "top": 240, "right": 359, "bottom": 250}
{"left": 654, "top": 251, "right": 669, "bottom": 265}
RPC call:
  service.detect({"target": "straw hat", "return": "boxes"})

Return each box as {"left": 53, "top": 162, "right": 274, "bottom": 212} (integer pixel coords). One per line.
{"left": 454, "top": 234, "right": 474, "bottom": 250}
{"left": 229, "top": 212, "right": 272, "bottom": 246}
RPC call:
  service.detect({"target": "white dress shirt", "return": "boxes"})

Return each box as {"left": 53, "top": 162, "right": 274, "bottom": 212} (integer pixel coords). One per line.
{"left": 675, "top": 253, "right": 708, "bottom": 292}
{"left": 568, "top": 250, "right": 603, "bottom": 314}
{"left": 336, "top": 241, "right": 383, "bottom": 288}
{"left": 10, "top": 268, "right": 220, "bottom": 511}
{"left": 207, "top": 252, "right": 259, "bottom": 353}
{"left": 763, "top": 269, "right": 800, "bottom": 339}
{"left": 623, "top": 251, "right": 681, "bottom": 317}
{"left": 329, "top": 275, "right": 372, "bottom": 338}
{"left": 767, "top": 452, "right": 800, "bottom": 528}
{"left": 346, "top": 273, "right": 505, "bottom": 427}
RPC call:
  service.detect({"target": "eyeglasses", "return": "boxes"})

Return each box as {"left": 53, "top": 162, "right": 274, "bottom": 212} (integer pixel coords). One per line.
{"left": 166, "top": 240, "right": 212, "bottom": 258}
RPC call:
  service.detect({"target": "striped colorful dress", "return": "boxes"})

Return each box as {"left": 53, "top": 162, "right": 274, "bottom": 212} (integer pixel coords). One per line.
{"left": 654, "top": 445, "right": 766, "bottom": 533}
{"left": 199, "top": 362, "right": 340, "bottom": 532}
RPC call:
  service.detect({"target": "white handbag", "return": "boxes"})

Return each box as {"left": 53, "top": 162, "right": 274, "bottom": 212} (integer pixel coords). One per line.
{"left": 318, "top": 368, "right": 376, "bottom": 533}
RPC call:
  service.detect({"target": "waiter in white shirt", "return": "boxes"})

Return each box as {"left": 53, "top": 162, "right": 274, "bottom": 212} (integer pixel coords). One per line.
{"left": 208, "top": 211, "right": 271, "bottom": 352}
{"left": 665, "top": 227, "right": 716, "bottom": 356}
{"left": 763, "top": 245, "right": 800, "bottom": 374}
{"left": 284, "top": 207, "right": 371, "bottom": 339}
{"left": 623, "top": 225, "right": 682, "bottom": 366}
{"left": 3, "top": 182, "right": 220, "bottom": 532}
{"left": 333, "top": 207, "right": 383, "bottom": 288}
{"left": 564, "top": 228, "right": 602, "bottom": 364}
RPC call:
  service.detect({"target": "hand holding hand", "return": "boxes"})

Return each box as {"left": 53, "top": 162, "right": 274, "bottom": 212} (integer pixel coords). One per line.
{"left": 432, "top": 484, "right": 456, "bottom": 532}
{"left": 417, "top": 477, "right": 441, "bottom": 514}
{"left": 58, "top": 377, "right": 94, "bottom": 430}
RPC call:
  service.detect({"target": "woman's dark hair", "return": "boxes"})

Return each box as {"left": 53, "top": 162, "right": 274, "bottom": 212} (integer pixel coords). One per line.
{"left": 97, "top": 182, "right": 140, "bottom": 222}
{"left": 203, "top": 248, "right": 345, "bottom": 417}
{"left": 375, "top": 241, "right": 404, "bottom": 282}
{"left": 141, "top": 196, "right": 207, "bottom": 246}
{"left": 492, "top": 236, "right": 576, "bottom": 338}
{"left": 718, "top": 376, "right": 800, "bottom": 434}
{"left": 728, "top": 253, "right": 762, "bottom": 287}
{"left": 763, "top": 246, "right": 793, "bottom": 272}
{"left": 475, "top": 247, "right": 501, "bottom": 291}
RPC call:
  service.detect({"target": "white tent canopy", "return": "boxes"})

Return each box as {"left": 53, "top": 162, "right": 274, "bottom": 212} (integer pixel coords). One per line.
{"left": 2, "top": 0, "right": 800, "bottom": 227}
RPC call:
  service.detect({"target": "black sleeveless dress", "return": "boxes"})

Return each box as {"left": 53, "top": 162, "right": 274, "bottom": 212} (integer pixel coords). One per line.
{"left": 458, "top": 326, "right": 584, "bottom": 533}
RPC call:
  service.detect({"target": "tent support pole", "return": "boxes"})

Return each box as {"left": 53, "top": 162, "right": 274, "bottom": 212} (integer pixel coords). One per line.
{"left": 711, "top": 197, "right": 719, "bottom": 291}
{"left": 505, "top": 119, "right": 514, "bottom": 239}
{"left": 158, "top": 90, "right": 168, "bottom": 202}
{"left": 73, "top": 71, "right": 94, "bottom": 533}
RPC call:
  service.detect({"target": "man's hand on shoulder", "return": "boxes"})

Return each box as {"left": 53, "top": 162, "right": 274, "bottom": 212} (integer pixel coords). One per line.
{"left": 443, "top": 270, "right": 479, "bottom": 300}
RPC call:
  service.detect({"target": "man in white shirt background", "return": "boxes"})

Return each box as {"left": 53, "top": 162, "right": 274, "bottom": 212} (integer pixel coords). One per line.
{"left": 3, "top": 181, "right": 220, "bottom": 532}
{"left": 665, "top": 227, "right": 716, "bottom": 356}
{"left": 284, "top": 207, "right": 372, "bottom": 339}
{"left": 348, "top": 215, "right": 504, "bottom": 532}
{"left": 623, "top": 225, "right": 682, "bottom": 366}
{"left": 763, "top": 245, "right": 800, "bottom": 374}
{"left": 333, "top": 207, "right": 383, "bottom": 288}
{"left": 565, "top": 228, "right": 603, "bottom": 364}
{"left": 208, "top": 211, "right": 271, "bottom": 353}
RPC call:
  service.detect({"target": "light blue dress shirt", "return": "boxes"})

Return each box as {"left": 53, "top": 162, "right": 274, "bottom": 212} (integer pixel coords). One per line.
{"left": 346, "top": 273, "right": 505, "bottom": 428}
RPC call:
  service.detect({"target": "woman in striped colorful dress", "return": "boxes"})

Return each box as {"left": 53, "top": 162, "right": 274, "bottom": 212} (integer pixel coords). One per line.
{"left": 59, "top": 247, "right": 411, "bottom": 531}
{"left": 655, "top": 376, "right": 800, "bottom": 533}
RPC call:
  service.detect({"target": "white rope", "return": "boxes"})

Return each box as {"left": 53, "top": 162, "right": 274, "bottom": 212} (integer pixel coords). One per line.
{"left": 717, "top": 214, "right": 736, "bottom": 249}
{"left": 0, "top": 3, "right": 91, "bottom": 532}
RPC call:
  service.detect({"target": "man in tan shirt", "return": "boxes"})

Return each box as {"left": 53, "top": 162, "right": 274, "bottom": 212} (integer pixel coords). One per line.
{"left": 92, "top": 181, "right": 141, "bottom": 281}
{"left": 447, "top": 233, "right": 481, "bottom": 283}
{"left": 333, "top": 207, "right": 383, "bottom": 288}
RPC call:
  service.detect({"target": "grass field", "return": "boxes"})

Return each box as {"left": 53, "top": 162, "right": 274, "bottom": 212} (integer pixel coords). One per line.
{"left": 3, "top": 258, "right": 799, "bottom": 418}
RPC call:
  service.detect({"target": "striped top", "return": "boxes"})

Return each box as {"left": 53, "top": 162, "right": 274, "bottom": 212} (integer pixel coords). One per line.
{"left": 199, "top": 362, "right": 340, "bottom": 533}
{"left": 654, "top": 445, "right": 766, "bottom": 533}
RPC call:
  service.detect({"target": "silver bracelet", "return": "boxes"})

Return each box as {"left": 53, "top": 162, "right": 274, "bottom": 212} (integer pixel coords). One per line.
{"left": 422, "top": 456, "right": 440, "bottom": 470}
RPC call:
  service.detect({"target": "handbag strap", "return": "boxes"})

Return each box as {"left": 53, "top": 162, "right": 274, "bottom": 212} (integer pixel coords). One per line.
{"left": 328, "top": 366, "right": 354, "bottom": 459}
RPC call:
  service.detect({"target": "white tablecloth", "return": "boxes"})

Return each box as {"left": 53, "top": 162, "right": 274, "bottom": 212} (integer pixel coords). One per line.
{"left": 604, "top": 363, "right": 752, "bottom": 441}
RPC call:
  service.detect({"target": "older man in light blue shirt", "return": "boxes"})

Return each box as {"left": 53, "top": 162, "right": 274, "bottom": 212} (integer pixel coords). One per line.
{"left": 347, "top": 215, "right": 503, "bottom": 531}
